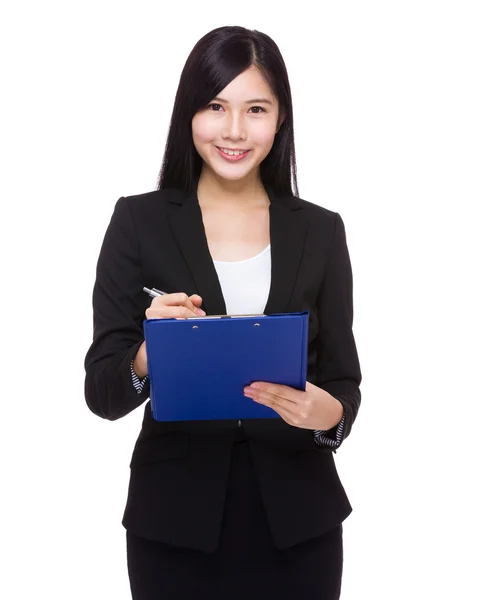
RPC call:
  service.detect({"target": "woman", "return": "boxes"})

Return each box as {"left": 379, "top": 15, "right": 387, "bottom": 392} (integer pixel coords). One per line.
{"left": 84, "top": 25, "right": 362, "bottom": 600}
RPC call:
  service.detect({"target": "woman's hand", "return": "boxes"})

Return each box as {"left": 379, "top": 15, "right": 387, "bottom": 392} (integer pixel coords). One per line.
{"left": 133, "top": 292, "right": 206, "bottom": 378}
{"left": 146, "top": 292, "right": 205, "bottom": 320}
{"left": 243, "top": 380, "right": 344, "bottom": 431}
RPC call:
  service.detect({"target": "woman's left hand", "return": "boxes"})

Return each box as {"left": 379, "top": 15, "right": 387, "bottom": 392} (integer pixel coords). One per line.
{"left": 243, "top": 381, "right": 344, "bottom": 431}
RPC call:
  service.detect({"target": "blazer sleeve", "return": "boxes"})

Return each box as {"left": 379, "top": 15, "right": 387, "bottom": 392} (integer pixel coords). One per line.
{"left": 84, "top": 196, "right": 150, "bottom": 420}
{"left": 314, "top": 212, "right": 362, "bottom": 449}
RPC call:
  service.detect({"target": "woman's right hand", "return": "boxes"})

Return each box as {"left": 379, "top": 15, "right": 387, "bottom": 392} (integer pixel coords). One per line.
{"left": 133, "top": 293, "right": 205, "bottom": 379}
{"left": 146, "top": 292, "right": 206, "bottom": 320}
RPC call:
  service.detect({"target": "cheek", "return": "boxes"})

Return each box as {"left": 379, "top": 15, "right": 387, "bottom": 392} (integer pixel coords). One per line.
{"left": 192, "top": 115, "right": 217, "bottom": 148}
{"left": 252, "top": 126, "right": 277, "bottom": 156}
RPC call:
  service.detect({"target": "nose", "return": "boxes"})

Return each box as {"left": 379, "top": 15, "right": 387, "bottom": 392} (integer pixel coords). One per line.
{"left": 221, "top": 112, "right": 247, "bottom": 142}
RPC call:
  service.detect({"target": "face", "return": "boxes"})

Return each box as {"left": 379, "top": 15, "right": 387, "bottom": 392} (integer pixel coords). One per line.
{"left": 191, "top": 65, "right": 282, "bottom": 184}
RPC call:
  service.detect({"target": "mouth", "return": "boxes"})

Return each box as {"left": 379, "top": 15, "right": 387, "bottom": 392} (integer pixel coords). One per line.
{"left": 215, "top": 146, "right": 251, "bottom": 162}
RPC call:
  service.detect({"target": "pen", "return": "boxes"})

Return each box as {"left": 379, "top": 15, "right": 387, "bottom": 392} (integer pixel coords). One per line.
{"left": 143, "top": 287, "right": 167, "bottom": 299}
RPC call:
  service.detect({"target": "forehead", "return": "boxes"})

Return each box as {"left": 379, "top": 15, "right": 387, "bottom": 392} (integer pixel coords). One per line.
{"left": 216, "top": 65, "right": 275, "bottom": 103}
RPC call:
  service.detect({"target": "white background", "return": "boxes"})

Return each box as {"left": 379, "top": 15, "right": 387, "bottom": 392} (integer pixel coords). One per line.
{"left": 1, "top": 1, "right": 484, "bottom": 598}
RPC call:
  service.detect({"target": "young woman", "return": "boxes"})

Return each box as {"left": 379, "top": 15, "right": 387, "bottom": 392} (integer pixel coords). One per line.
{"left": 84, "top": 25, "right": 362, "bottom": 600}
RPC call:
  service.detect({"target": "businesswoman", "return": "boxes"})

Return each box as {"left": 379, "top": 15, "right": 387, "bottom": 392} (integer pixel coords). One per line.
{"left": 84, "top": 25, "right": 362, "bottom": 600}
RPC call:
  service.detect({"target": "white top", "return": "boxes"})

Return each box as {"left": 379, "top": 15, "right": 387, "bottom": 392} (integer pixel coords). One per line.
{"left": 213, "top": 244, "right": 271, "bottom": 315}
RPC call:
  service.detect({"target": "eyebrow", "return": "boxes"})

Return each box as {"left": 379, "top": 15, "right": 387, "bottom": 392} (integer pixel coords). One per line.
{"left": 212, "top": 96, "right": 274, "bottom": 105}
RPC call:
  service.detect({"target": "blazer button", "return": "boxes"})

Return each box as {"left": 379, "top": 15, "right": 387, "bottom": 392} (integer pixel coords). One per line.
{"left": 237, "top": 420, "right": 242, "bottom": 427}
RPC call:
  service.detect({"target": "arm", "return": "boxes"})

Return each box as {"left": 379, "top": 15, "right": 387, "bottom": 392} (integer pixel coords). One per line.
{"left": 313, "top": 213, "right": 362, "bottom": 450}
{"left": 84, "top": 196, "right": 151, "bottom": 420}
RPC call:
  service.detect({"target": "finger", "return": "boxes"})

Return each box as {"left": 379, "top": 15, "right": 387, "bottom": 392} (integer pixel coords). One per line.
{"left": 189, "top": 294, "right": 203, "bottom": 306}
{"left": 189, "top": 295, "right": 205, "bottom": 314}
{"left": 255, "top": 401, "right": 295, "bottom": 426}
{"left": 155, "top": 293, "right": 204, "bottom": 316}
{"left": 252, "top": 397, "right": 304, "bottom": 428}
{"left": 161, "top": 292, "right": 196, "bottom": 310}
{"left": 245, "top": 388, "right": 300, "bottom": 416}
{"left": 247, "top": 384, "right": 299, "bottom": 405}
{"left": 147, "top": 304, "right": 200, "bottom": 320}
{"left": 178, "top": 293, "right": 205, "bottom": 315}
{"left": 274, "top": 404, "right": 298, "bottom": 425}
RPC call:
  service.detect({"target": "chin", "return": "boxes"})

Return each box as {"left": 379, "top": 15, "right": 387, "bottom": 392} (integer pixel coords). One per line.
{"left": 214, "top": 169, "right": 255, "bottom": 183}
{"left": 206, "top": 161, "right": 255, "bottom": 181}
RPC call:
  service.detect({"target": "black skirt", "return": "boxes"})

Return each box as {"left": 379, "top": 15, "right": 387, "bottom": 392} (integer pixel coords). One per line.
{"left": 126, "top": 436, "right": 343, "bottom": 600}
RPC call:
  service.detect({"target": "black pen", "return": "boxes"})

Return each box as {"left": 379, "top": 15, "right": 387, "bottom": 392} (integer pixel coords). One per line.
{"left": 143, "top": 287, "right": 167, "bottom": 299}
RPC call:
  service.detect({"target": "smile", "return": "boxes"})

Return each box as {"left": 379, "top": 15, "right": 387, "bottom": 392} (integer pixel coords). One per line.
{"left": 215, "top": 147, "right": 250, "bottom": 161}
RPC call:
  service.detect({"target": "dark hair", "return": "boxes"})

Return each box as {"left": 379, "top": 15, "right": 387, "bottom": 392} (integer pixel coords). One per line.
{"left": 156, "top": 25, "right": 299, "bottom": 197}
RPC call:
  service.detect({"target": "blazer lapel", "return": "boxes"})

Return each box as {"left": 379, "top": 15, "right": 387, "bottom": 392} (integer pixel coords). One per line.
{"left": 167, "top": 184, "right": 308, "bottom": 316}
{"left": 167, "top": 186, "right": 227, "bottom": 315}
{"left": 264, "top": 187, "right": 308, "bottom": 315}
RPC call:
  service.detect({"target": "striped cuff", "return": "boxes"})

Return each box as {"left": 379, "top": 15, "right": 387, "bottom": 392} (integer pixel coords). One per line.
{"left": 130, "top": 359, "right": 148, "bottom": 394}
{"left": 313, "top": 413, "right": 345, "bottom": 448}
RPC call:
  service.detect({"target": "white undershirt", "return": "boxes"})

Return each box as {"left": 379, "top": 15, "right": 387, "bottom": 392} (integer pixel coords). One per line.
{"left": 213, "top": 244, "right": 271, "bottom": 315}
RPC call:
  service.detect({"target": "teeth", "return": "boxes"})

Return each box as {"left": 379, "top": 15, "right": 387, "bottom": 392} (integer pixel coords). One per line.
{"left": 220, "top": 148, "right": 246, "bottom": 156}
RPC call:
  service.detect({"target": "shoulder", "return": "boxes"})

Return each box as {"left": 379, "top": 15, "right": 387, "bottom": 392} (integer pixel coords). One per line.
{"left": 297, "top": 195, "right": 338, "bottom": 219}
{"left": 292, "top": 195, "right": 343, "bottom": 233}
{"left": 110, "top": 189, "right": 185, "bottom": 228}
{"left": 120, "top": 188, "right": 180, "bottom": 213}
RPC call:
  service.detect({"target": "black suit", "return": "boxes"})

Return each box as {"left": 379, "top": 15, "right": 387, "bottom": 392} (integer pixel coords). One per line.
{"left": 84, "top": 183, "right": 362, "bottom": 555}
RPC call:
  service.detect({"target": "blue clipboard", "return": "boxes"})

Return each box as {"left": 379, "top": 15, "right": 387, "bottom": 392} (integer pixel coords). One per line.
{"left": 143, "top": 311, "right": 309, "bottom": 422}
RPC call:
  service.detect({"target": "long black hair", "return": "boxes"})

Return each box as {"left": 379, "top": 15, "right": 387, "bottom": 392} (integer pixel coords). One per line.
{"left": 156, "top": 25, "right": 299, "bottom": 197}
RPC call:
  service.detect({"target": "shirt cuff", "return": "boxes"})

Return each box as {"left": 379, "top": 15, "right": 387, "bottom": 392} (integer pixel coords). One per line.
{"left": 313, "top": 413, "right": 346, "bottom": 448}
{"left": 130, "top": 359, "right": 148, "bottom": 394}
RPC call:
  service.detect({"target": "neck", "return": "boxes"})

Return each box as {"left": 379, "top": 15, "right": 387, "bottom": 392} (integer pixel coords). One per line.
{"left": 196, "top": 169, "right": 269, "bottom": 209}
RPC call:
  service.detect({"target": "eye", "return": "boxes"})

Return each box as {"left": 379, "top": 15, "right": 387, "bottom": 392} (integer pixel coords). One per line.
{"left": 206, "top": 103, "right": 267, "bottom": 113}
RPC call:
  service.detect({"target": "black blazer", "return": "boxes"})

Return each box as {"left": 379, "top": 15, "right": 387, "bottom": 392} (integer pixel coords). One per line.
{"left": 84, "top": 183, "right": 362, "bottom": 553}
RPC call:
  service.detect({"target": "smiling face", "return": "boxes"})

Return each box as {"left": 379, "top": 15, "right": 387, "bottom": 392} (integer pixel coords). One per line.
{"left": 191, "top": 65, "right": 281, "bottom": 185}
